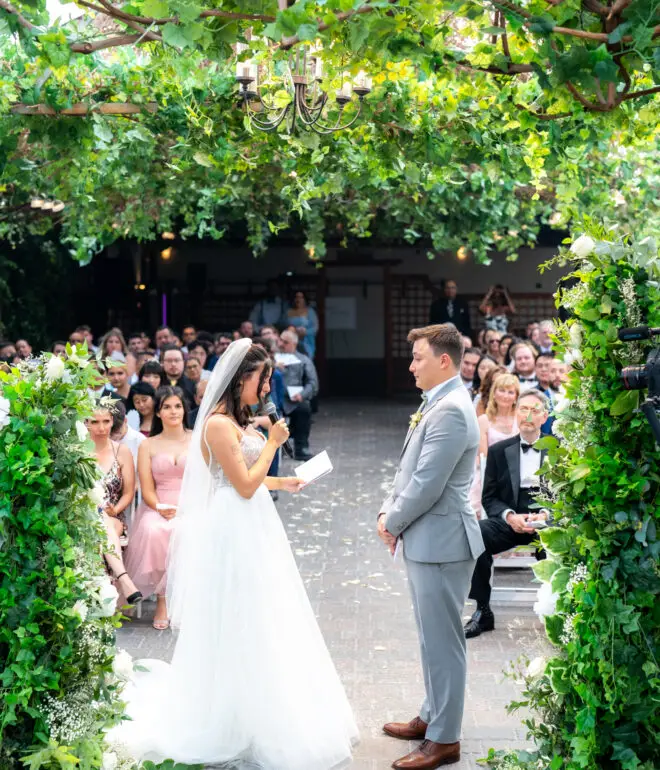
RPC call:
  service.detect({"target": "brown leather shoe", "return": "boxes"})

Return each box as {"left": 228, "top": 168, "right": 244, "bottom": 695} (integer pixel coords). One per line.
{"left": 392, "top": 740, "right": 460, "bottom": 769}
{"left": 383, "top": 716, "right": 428, "bottom": 740}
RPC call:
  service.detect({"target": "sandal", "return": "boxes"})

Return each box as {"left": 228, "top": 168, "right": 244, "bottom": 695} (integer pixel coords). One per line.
{"left": 152, "top": 618, "right": 170, "bottom": 631}
{"left": 115, "top": 572, "right": 143, "bottom": 606}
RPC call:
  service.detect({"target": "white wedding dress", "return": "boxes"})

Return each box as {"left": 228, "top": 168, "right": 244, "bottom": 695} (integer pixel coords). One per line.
{"left": 112, "top": 430, "right": 358, "bottom": 769}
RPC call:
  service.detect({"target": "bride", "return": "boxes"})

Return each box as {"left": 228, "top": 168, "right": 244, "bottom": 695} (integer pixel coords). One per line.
{"left": 112, "top": 339, "right": 358, "bottom": 769}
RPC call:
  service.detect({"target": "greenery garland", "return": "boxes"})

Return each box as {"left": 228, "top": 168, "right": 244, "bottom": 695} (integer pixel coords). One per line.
{"left": 0, "top": 347, "right": 161, "bottom": 770}
{"left": 488, "top": 230, "right": 660, "bottom": 769}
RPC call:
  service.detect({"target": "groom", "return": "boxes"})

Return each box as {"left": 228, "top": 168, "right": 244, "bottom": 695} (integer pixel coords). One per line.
{"left": 378, "top": 324, "right": 485, "bottom": 770}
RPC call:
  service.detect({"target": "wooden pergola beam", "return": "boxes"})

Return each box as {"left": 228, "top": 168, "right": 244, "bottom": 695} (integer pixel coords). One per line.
{"left": 10, "top": 102, "right": 158, "bottom": 116}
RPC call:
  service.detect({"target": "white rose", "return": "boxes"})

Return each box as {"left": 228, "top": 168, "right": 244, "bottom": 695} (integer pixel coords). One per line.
{"left": 89, "top": 483, "right": 105, "bottom": 507}
{"left": 0, "top": 396, "right": 10, "bottom": 429}
{"left": 570, "top": 234, "right": 596, "bottom": 259}
{"left": 72, "top": 600, "right": 88, "bottom": 622}
{"left": 44, "top": 355, "right": 65, "bottom": 381}
{"left": 101, "top": 751, "right": 118, "bottom": 770}
{"left": 554, "top": 393, "right": 570, "bottom": 413}
{"left": 97, "top": 578, "right": 119, "bottom": 617}
{"left": 112, "top": 649, "right": 134, "bottom": 681}
{"left": 569, "top": 322, "right": 583, "bottom": 349}
{"left": 75, "top": 421, "right": 89, "bottom": 442}
{"left": 527, "top": 656, "right": 547, "bottom": 678}
{"left": 534, "top": 582, "right": 559, "bottom": 620}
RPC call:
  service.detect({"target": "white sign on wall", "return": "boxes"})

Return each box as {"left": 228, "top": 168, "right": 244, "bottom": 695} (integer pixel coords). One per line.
{"left": 325, "top": 297, "right": 357, "bottom": 330}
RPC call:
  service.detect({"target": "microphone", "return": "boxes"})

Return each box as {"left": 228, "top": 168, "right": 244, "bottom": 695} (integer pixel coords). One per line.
{"left": 618, "top": 326, "right": 660, "bottom": 342}
{"left": 263, "top": 401, "right": 293, "bottom": 458}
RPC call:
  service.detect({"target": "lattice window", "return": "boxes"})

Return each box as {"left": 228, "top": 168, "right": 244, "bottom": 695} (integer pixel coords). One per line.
{"left": 391, "top": 277, "right": 435, "bottom": 358}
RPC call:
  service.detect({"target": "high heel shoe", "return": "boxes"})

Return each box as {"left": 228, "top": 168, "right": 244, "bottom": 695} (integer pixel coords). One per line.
{"left": 115, "top": 572, "right": 143, "bottom": 606}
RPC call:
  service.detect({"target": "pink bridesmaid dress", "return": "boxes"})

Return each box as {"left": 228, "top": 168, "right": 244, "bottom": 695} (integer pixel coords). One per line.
{"left": 125, "top": 454, "right": 187, "bottom": 598}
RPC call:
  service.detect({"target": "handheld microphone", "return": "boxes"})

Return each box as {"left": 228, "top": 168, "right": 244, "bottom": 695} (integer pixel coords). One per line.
{"left": 618, "top": 326, "right": 660, "bottom": 342}
{"left": 263, "top": 401, "right": 293, "bottom": 458}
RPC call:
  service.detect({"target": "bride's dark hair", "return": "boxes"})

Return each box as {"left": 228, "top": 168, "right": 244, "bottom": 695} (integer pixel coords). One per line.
{"left": 216, "top": 344, "right": 272, "bottom": 427}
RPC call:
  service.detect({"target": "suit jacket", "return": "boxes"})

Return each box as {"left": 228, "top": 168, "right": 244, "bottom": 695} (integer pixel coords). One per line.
{"left": 169, "top": 375, "right": 196, "bottom": 410}
{"left": 429, "top": 296, "right": 472, "bottom": 337}
{"left": 281, "top": 352, "right": 319, "bottom": 415}
{"left": 482, "top": 434, "right": 548, "bottom": 519}
{"left": 381, "top": 378, "right": 485, "bottom": 563}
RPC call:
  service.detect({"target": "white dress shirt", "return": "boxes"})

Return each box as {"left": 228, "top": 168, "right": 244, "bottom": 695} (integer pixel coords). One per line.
{"left": 502, "top": 435, "right": 544, "bottom": 520}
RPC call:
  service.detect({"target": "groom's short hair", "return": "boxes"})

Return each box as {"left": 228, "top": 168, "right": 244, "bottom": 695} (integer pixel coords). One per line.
{"left": 407, "top": 325, "right": 463, "bottom": 367}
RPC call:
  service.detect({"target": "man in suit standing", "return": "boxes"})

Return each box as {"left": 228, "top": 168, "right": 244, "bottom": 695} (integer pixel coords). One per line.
{"left": 377, "top": 324, "right": 484, "bottom": 770}
{"left": 429, "top": 279, "right": 472, "bottom": 339}
{"left": 464, "top": 390, "right": 550, "bottom": 639}
{"left": 278, "top": 330, "right": 319, "bottom": 461}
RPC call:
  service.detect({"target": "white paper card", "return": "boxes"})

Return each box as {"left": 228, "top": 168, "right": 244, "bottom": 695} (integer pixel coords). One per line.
{"left": 275, "top": 353, "right": 300, "bottom": 366}
{"left": 287, "top": 386, "right": 304, "bottom": 400}
{"left": 295, "top": 450, "right": 333, "bottom": 486}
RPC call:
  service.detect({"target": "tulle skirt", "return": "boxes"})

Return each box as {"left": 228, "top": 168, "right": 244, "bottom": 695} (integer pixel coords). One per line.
{"left": 111, "top": 484, "right": 358, "bottom": 769}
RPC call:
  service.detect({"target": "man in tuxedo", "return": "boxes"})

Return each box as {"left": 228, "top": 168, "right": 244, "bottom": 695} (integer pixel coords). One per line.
{"left": 429, "top": 279, "right": 472, "bottom": 338}
{"left": 464, "top": 390, "right": 550, "bottom": 639}
{"left": 511, "top": 342, "right": 539, "bottom": 391}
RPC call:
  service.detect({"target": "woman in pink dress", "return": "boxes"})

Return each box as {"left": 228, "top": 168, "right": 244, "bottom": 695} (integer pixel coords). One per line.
{"left": 125, "top": 386, "right": 192, "bottom": 629}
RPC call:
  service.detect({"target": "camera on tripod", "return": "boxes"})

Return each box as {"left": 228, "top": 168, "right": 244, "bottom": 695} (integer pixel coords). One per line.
{"left": 618, "top": 325, "right": 660, "bottom": 443}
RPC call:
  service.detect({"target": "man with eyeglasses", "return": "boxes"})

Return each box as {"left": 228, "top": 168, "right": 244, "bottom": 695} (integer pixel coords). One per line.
{"left": 464, "top": 390, "right": 551, "bottom": 639}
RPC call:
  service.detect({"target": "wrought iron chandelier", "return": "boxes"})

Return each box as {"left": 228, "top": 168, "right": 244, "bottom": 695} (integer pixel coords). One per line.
{"left": 235, "top": 45, "right": 371, "bottom": 135}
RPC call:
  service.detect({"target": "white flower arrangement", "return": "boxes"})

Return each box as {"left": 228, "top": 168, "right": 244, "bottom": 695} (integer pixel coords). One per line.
{"left": 89, "top": 483, "right": 105, "bottom": 507}
{"left": 560, "top": 612, "right": 578, "bottom": 645}
{"left": 0, "top": 396, "right": 10, "bottom": 428}
{"left": 94, "top": 577, "right": 119, "bottom": 617}
{"left": 526, "top": 656, "right": 547, "bottom": 678}
{"left": 566, "top": 563, "right": 588, "bottom": 593}
{"left": 101, "top": 752, "right": 118, "bottom": 770}
{"left": 570, "top": 234, "right": 596, "bottom": 258}
{"left": 44, "top": 355, "right": 66, "bottom": 381}
{"left": 112, "top": 649, "right": 135, "bottom": 681}
{"left": 68, "top": 349, "right": 90, "bottom": 369}
{"left": 75, "top": 421, "right": 89, "bottom": 442}
{"left": 409, "top": 410, "right": 423, "bottom": 430}
{"left": 73, "top": 600, "right": 88, "bottom": 622}
{"left": 533, "top": 581, "right": 559, "bottom": 620}
{"left": 569, "top": 322, "right": 583, "bottom": 349}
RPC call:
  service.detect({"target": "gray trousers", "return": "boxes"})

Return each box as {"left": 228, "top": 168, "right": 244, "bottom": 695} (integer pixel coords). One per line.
{"left": 404, "top": 556, "right": 476, "bottom": 743}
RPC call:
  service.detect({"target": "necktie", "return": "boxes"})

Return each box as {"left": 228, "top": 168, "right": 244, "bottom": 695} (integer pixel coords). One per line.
{"left": 447, "top": 300, "right": 454, "bottom": 318}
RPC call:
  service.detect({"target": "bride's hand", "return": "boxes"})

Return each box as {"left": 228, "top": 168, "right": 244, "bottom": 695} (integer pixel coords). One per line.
{"left": 268, "top": 418, "right": 290, "bottom": 447}
{"left": 279, "top": 477, "right": 305, "bottom": 493}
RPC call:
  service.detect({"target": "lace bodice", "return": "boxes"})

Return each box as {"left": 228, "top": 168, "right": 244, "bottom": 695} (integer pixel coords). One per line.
{"left": 209, "top": 430, "right": 266, "bottom": 490}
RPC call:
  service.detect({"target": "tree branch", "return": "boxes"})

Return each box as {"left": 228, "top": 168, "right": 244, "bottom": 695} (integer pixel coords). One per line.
{"left": 607, "top": 0, "right": 632, "bottom": 20}
{"left": 566, "top": 81, "right": 613, "bottom": 111}
{"left": 620, "top": 84, "right": 660, "bottom": 101}
{"left": 70, "top": 33, "right": 147, "bottom": 53}
{"left": 10, "top": 102, "right": 158, "bottom": 115}
{"left": 0, "top": 0, "right": 37, "bottom": 30}
{"left": 581, "top": 0, "right": 609, "bottom": 17}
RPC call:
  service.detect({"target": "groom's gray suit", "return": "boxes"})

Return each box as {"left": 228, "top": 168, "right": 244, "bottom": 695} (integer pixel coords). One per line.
{"left": 381, "top": 375, "right": 484, "bottom": 743}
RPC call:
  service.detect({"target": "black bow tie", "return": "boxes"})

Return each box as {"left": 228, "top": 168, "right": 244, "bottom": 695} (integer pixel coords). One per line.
{"left": 521, "top": 442, "right": 538, "bottom": 453}
{"left": 519, "top": 377, "right": 536, "bottom": 383}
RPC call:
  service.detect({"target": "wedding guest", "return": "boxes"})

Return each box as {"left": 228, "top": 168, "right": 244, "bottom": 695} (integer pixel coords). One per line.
{"left": 129, "top": 381, "right": 157, "bottom": 437}
{"left": 102, "top": 354, "right": 132, "bottom": 407}
{"left": 535, "top": 353, "right": 554, "bottom": 393}
{"left": 100, "top": 328, "right": 138, "bottom": 379}
{"left": 110, "top": 400, "right": 145, "bottom": 470}
{"left": 497, "top": 334, "right": 515, "bottom": 365}
{"left": 483, "top": 329, "right": 502, "bottom": 362}
{"left": 471, "top": 354, "right": 498, "bottom": 401}
{"left": 69, "top": 329, "right": 85, "bottom": 346}
{"left": 476, "top": 329, "right": 486, "bottom": 353}
{"left": 528, "top": 323, "right": 541, "bottom": 349}
{"left": 538, "top": 319, "right": 556, "bottom": 354}
{"left": 470, "top": 373, "right": 520, "bottom": 516}
{"left": 461, "top": 335, "right": 473, "bottom": 352}
{"left": 138, "top": 360, "right": 167, "bottom": 391}
{"left": 126, "top": 386, "right": 192, "bottom": 630}
{"left": 525, "top": 320, "right": 539, "bottom": 340}
{"left": 249, "top": 278, "right": 289, "bottom": 331}
{"left": 154, "top": 326, "right": 174, "bottom": 357}
{"left": 460, "top": 348, "right": 481, "bottom": 395}
{"left": 88, "top": 405, "right": 141, "bottom": 605}
{"left": 128, "top": 332, "right": 146, "bottom": 355}
{"left": 278, "top": 330, "right": 319, "bottom": 460}
{"left": 76, "top": 324, "right": 97, "bottom": 352}
{"left": 187, "top": 340, "right": 212, "bottom": 380}
{"left": 51, "top": 340, "right": 67, "bottom": 356}
{"left": 465, "top": 390, "right": 550, "bottom": 638}
{"left": 501, "top": 334, "right": 522, "bottom": 368}
{"left": 15, "top": 339, "right": 32, "bottom": 359}
{"left": 479, "top": 284, "right": 516, "bottom": 332}
{"left": 181, "top": 325, "right": 197, "bottom": 353}
{"left": 473, "top": 364, "right": 507, "bottom": 417}
{"left": 187, "top": 379, "right": 208, "bottom": 429}
{"left": 208, "top": 333, "right": 232, "bottom": 369}
{"left": 511, "top": 342, "right": 539, "bottom": 390}
{"left": 259, "top": 325, "right": 280, "bottom": 353}
{"left": 184, "top": 356, "right": 203, "bottom": 386}
{"left": 239, "top": 320, "right": 255, "bottom": 339}
{"left": 550, "top": 358, "right": 570, "bottom": 391}
{"left": 160, "top": 345, "right": 195, "bottom": 408}
{"left": 428, "top": 278, "right": 473, "bottom": 338}
{"left": 284, "top": 291, "right": 319, "bottom": 359}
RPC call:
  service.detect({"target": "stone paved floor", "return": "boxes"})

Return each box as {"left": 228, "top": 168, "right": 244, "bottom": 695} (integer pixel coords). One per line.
{"left": 117, "top": 399, "right": 548, "bottom": 769}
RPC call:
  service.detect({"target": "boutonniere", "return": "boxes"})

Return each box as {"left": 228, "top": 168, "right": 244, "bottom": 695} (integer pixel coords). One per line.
{"left": 409, "top": 409, "right": 423, "bottom": 431}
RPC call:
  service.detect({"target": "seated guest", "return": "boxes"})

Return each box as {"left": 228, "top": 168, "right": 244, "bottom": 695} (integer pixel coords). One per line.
{"left": 99, "top": 327, "right": 138, "bottom": 379}
{"left": 460, "top": 348, "right": 481, "bottom": 395}
{"left": 125, "top": 387, "right": 192, "bottom": 630}
{"left": 538, "top": 319, "right": 555, "bottom": 355}
{"left": 130, "top": 381, "right": 157, "bottom": 437}
{"left": 483, "top": 329, "right": 502, "bottom": 363}
{"left": 160, "top": 344, "right": 195, "bottom": 408}
{"left": 15, "top": 339, "right": 32, "bottom": 359}
{"left": 471, "top": 354, "right": 499, "bottom": 408}
{"left": 0, "top": 341, "right": 17, "bottom": 362}
{"left": 207, "top": 333, "right": 232, "bottom": 369}
{"left": 278, "top": 330, "right": 319, "bottom": 461}
{"left": 88, "top": 405, "right": 141, "bottom": 606}
{"left": 51, "top": 340, "right": 67, "bottom": 356}
{"left": 184, "top": 356, "right": 204, "bottom": 387}
{"left": 497, "top": 334, "right": 515, "bottom": 366}
{"left": 464, "top": 390, "right": 550, "bottom": 638}
{"left": 187, "top": 379, "right": 208, "bottom": 428}
{"left": 180, "top": 324, "right": 197, "bottom": 354}
{"left": 110, "top": 399, "right": 145, "bottom": 469}
{"left": 536, "top": 353, "right": 554, "bottom": 393}
{"left": 154, "top": 326, "right": 174, "bottom": 358}
{"left": 239, "top": 320, "right": 254, "bottom": 339}
{"left": 127, "top": 332, "right": 146, "bottom": 356}
{"left": 511, "top": 342, "right": 539, "bottom": 390}
{"left": 550, "top": 358, "right": 570, "bottom": 392}
{"left": 502, "top": 335, "right": 522, "bottom": 369}
{"left": 101, "top": 353, "right": 132, "bottom": 407}
{"left": 186, "top": 340, "right": 212, "bottom": 380}
{"left": 473, "top": 365, "right": 508, "bottom": 417}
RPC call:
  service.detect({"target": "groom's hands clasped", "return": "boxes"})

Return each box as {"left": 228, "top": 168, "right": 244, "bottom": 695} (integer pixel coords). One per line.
{"left": 377, "top": 513, "right": 397, "bottom": 555}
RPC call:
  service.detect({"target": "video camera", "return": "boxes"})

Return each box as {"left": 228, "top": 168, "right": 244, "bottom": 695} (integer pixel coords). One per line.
{"left": 618, "top": 325, "right": 660, "bottom": 443}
